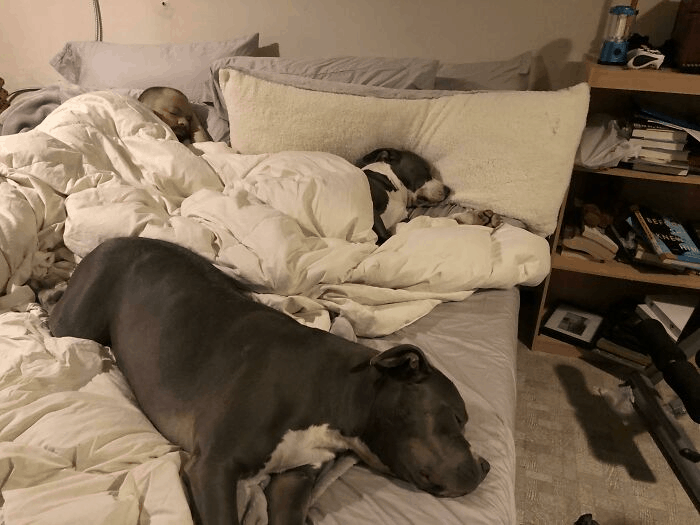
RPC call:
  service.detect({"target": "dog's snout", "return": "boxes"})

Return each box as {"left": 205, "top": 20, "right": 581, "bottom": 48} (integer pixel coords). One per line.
{"left": 479, "top": 457, "right": 490, "bottom": 477}
{"left": 416, "top": 180, "right": 450, "bottom": 205}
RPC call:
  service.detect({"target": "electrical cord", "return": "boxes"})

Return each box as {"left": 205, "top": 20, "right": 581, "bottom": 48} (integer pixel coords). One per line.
{"left": 93, "top": 0, "right": 103, "bottom": 41}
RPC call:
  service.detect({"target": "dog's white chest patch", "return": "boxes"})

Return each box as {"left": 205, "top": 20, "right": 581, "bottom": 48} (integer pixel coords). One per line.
{"left": 260, "top": 424, "right": 388, "bottom": 476}
{"left": 364, "top": 162, "right": 409, "bottom": 230}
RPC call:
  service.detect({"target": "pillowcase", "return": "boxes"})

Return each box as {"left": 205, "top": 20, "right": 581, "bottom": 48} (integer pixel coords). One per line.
{"left": 218, "top": 67, "right": 589, "bottom": 236}
{"left": 208, "top": 55, "right": 438, "bottom": 109}
{"left": 50, "top": 34, "right": 260, "bottom": 103}
{"left": 435, "top": 51, "right": 535, "bottom": 91}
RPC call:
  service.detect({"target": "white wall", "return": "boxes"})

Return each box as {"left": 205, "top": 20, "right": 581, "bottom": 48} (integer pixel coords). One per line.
{"left": 0, "top": 0, "right": 681, "bottom": 93}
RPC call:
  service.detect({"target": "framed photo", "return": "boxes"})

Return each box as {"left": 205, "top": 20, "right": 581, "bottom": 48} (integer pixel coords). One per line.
{"left": 542, "top": 304, "right": 604, "bottom": 348}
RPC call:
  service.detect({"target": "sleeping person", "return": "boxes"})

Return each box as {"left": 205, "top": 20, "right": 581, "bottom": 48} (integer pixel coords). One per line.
{"left": 138, "top": 86, "right": 211, "bottom": 144}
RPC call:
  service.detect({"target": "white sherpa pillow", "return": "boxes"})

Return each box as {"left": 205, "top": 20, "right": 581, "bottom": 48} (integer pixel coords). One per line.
{"left": 218, "top": 68, "right": 589, "bottom": 235}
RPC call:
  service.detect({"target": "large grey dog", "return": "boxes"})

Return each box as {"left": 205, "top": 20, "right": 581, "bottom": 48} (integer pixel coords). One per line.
{"left": 49, "top": 236, "right": 489, "bottom": 525}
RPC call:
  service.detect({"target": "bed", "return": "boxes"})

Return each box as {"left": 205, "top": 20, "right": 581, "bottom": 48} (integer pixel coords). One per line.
{"left": 0, "top": 34, "right": 589, "bottom": 525}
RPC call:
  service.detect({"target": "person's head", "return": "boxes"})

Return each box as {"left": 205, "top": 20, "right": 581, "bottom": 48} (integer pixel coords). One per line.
{"left": 138, "top": 87, "right": 194, "bottom": 142}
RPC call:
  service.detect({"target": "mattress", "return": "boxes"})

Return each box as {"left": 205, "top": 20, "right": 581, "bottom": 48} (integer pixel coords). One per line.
{"left": 312, "top": 288, "right": 519, "bottom": 524}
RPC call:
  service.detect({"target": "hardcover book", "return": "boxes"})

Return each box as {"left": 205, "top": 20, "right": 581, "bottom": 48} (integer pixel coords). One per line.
{"left": 629, "top": 206, "right": 700, "bottom": 269}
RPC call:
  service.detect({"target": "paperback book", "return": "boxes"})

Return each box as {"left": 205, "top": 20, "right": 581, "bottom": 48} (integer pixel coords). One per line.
{"left": 629, "top": 137, "right": 687, "bottom": 151}
{"left": 631, "top": 124, "right": 688, "bottom": 143}
{"left": 644, "top": 294, "right": 700, "bottom": 341}
{"left": 629, "top": 160, "right": 689, "bottom": 176}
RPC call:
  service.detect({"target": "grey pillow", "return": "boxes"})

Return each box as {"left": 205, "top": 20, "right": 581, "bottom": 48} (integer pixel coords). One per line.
{"left": 50, "top": 34, "right": 261, "bottom": 103}
{"left": 435, "top": 51, "right": 534, "bottom": 91}
{"left": 206, "top": 55, "right": 439, "bottom": 105}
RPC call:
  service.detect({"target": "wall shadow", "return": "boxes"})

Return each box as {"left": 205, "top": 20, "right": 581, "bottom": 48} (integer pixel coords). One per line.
{"left": 634, "top": 0, "right": 681, "bottom": 47}
{"left": 532, "top": 38, "right": 586, "bottom": 90}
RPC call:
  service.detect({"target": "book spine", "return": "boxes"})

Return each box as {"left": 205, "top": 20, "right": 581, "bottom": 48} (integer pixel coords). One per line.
{"left": 645, "top": 301, "right": 682, "bottom": 338}
{"left": 636, "top": 303, "right": 680, "bottom": 341}
{"left": 632, "top": 207, "right": 667, "bottom": 258}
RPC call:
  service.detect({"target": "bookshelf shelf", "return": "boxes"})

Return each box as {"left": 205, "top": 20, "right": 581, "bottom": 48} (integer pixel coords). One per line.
{"left": 522, "top": 62, "right": 700, "bottom": 358}
{"left": 552, "top": 253, "right": 700, "bottom": 290}
{"left": 585, "top": 60, "right": 700, "bottom": 95}
{"left": 580, "top": 166, "right": 700, "bottom": 185}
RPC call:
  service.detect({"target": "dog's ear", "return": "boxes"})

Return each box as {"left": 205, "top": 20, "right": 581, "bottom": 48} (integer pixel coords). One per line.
{"left": 370, "top": 344, "right": 431, "bottom": 382}
{"left": 364, "top": 170, "right": 397, "bottom": 192}
{"left": 358, "top": 148, "right": 400, "bottom": 166}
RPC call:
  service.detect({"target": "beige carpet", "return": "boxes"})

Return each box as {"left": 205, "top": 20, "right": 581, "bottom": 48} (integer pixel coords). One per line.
{"left": 515, "top": 343, "right": 700, "bottom": 524}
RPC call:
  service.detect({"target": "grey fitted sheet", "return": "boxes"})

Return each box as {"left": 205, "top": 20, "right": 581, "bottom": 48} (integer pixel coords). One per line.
{"left": 311, "top": 288, "right": 519, "bottom": 524}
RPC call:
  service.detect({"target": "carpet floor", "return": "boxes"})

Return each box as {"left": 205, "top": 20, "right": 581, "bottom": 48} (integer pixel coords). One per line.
{"left": 515, "top": 343, "right": 700, "bottom": 525}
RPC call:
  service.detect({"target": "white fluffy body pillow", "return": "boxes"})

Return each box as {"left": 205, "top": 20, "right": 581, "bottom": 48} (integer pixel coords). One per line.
{"left": 218, "top": 68, "right": 589, "bottom": 236}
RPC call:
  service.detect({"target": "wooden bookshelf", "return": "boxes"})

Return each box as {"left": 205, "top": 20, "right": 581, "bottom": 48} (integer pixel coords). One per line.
{"left": 525, "top": 63, "right": 700, "bottom": 358}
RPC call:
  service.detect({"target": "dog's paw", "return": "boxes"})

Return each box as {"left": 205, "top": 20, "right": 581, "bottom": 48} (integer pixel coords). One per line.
{"left": 451, "top": 210, "right": 481, "bottom": 225}
{"left": 481, "top": 210, "right": 503, "bottom": 228}
{"left": 452, "top": 209, "right": 503, "bottom": 228}
{"left": 37, "top": 281, "right": 68, "bottom": 314}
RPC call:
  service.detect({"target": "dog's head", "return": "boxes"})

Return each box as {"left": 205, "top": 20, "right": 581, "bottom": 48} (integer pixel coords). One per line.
{"left": 357, "top": 149, "right": 449, "bottom": 206}
{"left": 361, "top": 345, "right": 490, "bottom": 497}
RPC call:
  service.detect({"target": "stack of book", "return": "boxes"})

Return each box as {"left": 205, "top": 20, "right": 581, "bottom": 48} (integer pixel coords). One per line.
{"left": 628, "top": 107, "right": 700, "bottom": 176}
{"left": 593, "top": 301, "right": 653, "bottom": 371}
{"left": 560, "top": 224, "right": 619, "bottom": 262}
{"left": 623, "top": 206, "right": 700, "bottom": 273}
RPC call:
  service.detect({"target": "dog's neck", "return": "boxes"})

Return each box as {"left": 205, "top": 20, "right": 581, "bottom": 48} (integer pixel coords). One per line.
{"left": 362, "top": 162, "right": 412, "bottom": 205}
{"left": 363, "top": 161, "right": 412, "bottom": 231}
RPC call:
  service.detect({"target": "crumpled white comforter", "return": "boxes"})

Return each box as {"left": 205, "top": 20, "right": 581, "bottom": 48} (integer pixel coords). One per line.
{"left": 0, "top": 90, "right": 550, "bottom": 337}
{"left": 0, "top": 91, "right": 551, "bottom": 524}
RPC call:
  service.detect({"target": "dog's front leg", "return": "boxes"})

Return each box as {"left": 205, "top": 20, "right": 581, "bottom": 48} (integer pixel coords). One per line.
{"left": 185, "top": 454, "right": 241, "bottom": 525}
{"left": 373, "top": 213, "right": 392, "bottom": 245}
{"left": 265, "top": 465, "right": 320, "bottom": 525}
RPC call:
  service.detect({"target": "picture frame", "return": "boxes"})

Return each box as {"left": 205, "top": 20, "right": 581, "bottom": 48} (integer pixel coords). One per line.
{"left": 542, "top": 304, "right": 604, "bottom": 348}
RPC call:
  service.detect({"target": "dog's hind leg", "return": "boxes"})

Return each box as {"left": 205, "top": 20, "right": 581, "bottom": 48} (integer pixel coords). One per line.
{"left": 185, "top": 454, "right": 242, "bottom": 525}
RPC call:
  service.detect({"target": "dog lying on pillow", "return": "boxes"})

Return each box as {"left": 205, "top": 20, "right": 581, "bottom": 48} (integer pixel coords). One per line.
{"left": 356, "top": 148, "right": 502, "bottom": 244}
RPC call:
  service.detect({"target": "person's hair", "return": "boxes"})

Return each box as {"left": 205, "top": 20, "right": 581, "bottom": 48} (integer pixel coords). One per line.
{"left": 138, "top": 86, "right": 187, "bottom": 104}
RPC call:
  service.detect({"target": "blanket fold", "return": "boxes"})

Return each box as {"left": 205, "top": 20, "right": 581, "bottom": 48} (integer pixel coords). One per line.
{"left": 0, "top": 91, "right": 550, "bottom": 336}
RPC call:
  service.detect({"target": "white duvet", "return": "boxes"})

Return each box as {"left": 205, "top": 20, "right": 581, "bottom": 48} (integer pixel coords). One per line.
{"left": 0, "top": 91, "right": 550, "bottom": 524}
{"left": 1, "top": 91, "right": 549, "bottom": 337}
